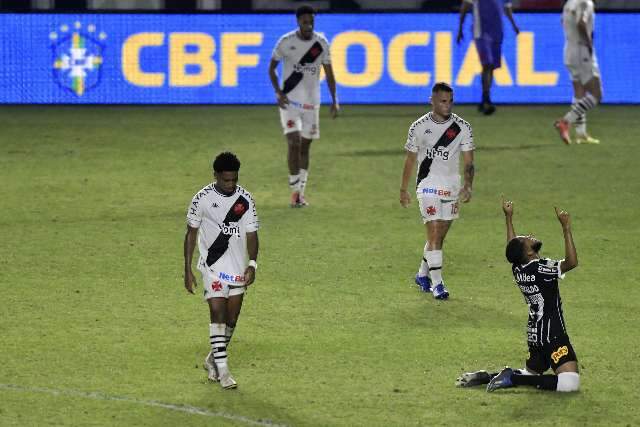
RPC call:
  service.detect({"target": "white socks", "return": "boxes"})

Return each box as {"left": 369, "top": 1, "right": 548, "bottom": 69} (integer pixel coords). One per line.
{"left": 418, "top": 242, "right": 430, "bottom": 277}
{"left": 565, "top": 93, "right": 597, "bottom": 124}
{"left": 424, "top": 250, "right": 443, "bottom": 285}
{"left": 209, "top": 323, "right": 228, "bottom": 371}
{"left": 556, "top": 372, "right": 580, "bottom": 392}
{"left": 299, "top": 169, "right": 308, "bottom": 196}
{"left": 288, "top": 174, "right": 300, "bottom": 192}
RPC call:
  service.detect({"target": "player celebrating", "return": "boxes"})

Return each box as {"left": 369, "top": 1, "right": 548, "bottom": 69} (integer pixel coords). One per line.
{"left": 455, "top": 198, "right": 580, "bottom": 393}
{"left": 400, "top": 82, "right": 475, "bottom": 300}
{"left": 268, "top": 4, "right": 339, "bottom": 208}
{"left": 183, "top": 152, "right": 260, "bottom": 390}
{"left": 457, "top": 0, "right": 520, "bottom": 115}
{"left": 555, "top": 0, "right": 602, "bottom": 145}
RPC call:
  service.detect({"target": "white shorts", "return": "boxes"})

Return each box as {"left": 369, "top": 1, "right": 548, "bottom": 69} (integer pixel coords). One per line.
{"left": 564, "top": 45, "right": 600, "bottom": 85}
{"left": 279, "top": 102, "right": 320, "bottom": 140}
{"left": 199, "top": 265, "right": 245, "bottom": 301}
{"left": 418, "top": 196, "right": 459, "bottom": 223}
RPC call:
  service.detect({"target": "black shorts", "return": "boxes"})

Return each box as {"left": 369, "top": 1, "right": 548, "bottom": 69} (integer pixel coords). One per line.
{"left": 526, "top": 335, "right": 578, "bottom": 374}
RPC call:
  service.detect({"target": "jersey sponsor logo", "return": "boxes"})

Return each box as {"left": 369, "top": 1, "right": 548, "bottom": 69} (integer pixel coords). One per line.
{"left": 518, "top": 284, "right": 540, "bottom": 293}
{"left": 422, "top": 187, "right": 452, "bottom": 197}
{"left": 551, "top": 345, "right": 569, "bottom": 363}
{"left": 516, "top": 273, "right": 536, "bottom": 282}
{"left": 211, "top": 280, "right": 223, "bottom": 292}
{"left": 426, "top": 205, "right": 436, "bottom": 216}
{"left": 218, "top": 271, "right": 245, "bottom": 283}
{"left": 219, "top": 221, "right": 240, "bottom": 237}
{"left": 425, "top": 147, "right": 450, "bottom": 161}
{"left": 282, "top": 40, "right": 324, "bottom": 94}
{"left": 293, "top": 63, "right": 321, "bottom": 75}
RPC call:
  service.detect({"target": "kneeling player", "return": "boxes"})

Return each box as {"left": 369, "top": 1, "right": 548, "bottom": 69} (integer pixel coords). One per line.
{"left": 456, "top": 198, "right": 580, "bottom": 393}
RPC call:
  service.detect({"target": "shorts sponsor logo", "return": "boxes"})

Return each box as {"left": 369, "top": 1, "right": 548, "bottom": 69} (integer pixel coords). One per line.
{"left": 218, "top": 272, "right": 245, "bottom": 283}
{"left": 211, "top": 280, "right": 223, "bottom": 292}
{"left": 426, "top": 205, "right": 436, "bottom": 216}
{"left": 551, "top": 345, "right": 569, "bottom": 364}
{"left": 422, "top": 187, "right": 452, "bottom": 197}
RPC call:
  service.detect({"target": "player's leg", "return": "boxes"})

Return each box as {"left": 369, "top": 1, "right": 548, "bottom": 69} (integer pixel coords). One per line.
{"left": 280, "top": 107, "right": 303, "bottom": 207}
{"left": 297, "top": 108, "right": 319, "bottom": 206}
{"left": 207, "top": 296, "right": 237, "bottom": 389}
{"left": 225, "top": 290, "right": 245, "bottom": 349}
{"left": 415, "top": 241, "right": 432, "bottom": 292}
{"left": 456, "top": 368, "right": 533, "bottom": 387}
{"left": 480, "top": 65, "right": 496, "bottom": 115}
{"left": 425, "top": 219, "right": 452, "bottom": 299}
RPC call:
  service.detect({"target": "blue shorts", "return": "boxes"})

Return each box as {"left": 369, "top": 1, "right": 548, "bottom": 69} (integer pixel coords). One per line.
{"left": 474, "top": 37, "right": 502, "bottom": 69}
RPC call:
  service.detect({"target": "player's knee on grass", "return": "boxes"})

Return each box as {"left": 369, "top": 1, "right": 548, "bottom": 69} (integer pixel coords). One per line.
{"left": 556, "top": 372, "right": 580, "bottom": 392}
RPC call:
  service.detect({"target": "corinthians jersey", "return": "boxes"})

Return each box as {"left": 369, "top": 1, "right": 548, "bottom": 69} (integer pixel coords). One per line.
{"left": 562, "top": 0, "right": 595, "bottom": 47}
{"left": 405, "top": 112, "right": 474, "bottom": 200}
{"left": 272, "top": 30, "right": 331, "bottom": 107}
{"left": 512, "top": 258, "right": 569, "bottom": 347}
{"left": 187, "top": 184, "right": 259, "bottom": 283}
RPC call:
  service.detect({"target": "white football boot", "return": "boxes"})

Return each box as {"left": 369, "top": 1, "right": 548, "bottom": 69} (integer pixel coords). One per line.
{"left": 203, "top": 352, "right": 219, "bottom": 382}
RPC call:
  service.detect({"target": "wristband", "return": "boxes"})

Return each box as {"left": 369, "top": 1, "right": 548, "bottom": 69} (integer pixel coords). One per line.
{"left": 248, "top": 260, "right": 258, "bottom": 270}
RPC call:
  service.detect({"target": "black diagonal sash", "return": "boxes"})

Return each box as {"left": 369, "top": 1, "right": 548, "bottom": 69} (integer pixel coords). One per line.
{"left": 282, "top": 41, "right": 324, "bottom": 94}
{"left": 417, "top": 121, "right": 461, "bottom": 186}
{"left": 206, "top": 195, "right": 250, "bottom": 267}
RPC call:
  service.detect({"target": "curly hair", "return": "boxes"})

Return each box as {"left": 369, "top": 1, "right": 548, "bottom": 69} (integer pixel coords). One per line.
{"left": 212, "top": 152, "right": 241, "bottom": 173}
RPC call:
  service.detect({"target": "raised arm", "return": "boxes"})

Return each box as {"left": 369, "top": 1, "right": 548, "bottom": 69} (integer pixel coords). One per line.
{"left": 502, "top": 197, "right": 515, "bottom": 242}
{"left": 268, "top": 58, "right": 288, "bottom": 108}
{"left": 457, "top": 1, "right": 472, "bottom": 44}
{"left": 183, "top": 225, "right": 199, "bottom": 294}
{"left": 400, "top": 151, "right": 417, "bottom": 207}
{"left": 555, "top": 207, "right": 578, "bottom": 273}
{"left": 323, "top": 63, "right": 339, "bottom": 119}
{"left": 504, "top": 3, "right": 520, "bottom": 35}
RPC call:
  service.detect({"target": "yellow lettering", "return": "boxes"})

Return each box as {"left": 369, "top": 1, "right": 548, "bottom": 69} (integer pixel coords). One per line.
{"left": 455, "top": 43, "right": 513, "bottom": 86}
{"left": 388, "top": 32, "right": 430, "bottom": 86}
{"left": 434, "top": 32, "right": 452, "bottom": 84}
{"left": 517, "top": 32, "right": 558, "bottom": 86}
{"left": 221, "top": 32, "right": 263, "bottom": 87}
{"left": 169, "top": 33, "right": 216, "bottom": 87}
{"left": 331, "top": 31, "right": 383, "bottom": 87}
{"left": 122, "top": 33, "right": 165, "bottom": 87}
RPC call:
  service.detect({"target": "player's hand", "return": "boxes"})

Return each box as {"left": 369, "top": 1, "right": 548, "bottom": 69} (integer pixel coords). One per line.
{"left": 456, "top": 30, "right": 463, "bottom": 45}
{"left": 330, "top": 102, "right": 339, "bottom": 119}
{"left": 554, "top": 206, "right": 571, "bottom": 228}
{"left": 400, "top": 189, "right": 411, "bottom": 208}
{"left": 276, "top": 91, "right": 289, "bottom": 109}
{"left": 184, "top": 269, "right": 197, "bottom": 294}
{"left": 459, "top": 187, "right": 472, "bottom": 203}
{"left": 501, "top": 195, "right": 513, "bottom": 216}
{"left": 244, "top": 266, "right": 256, "bottom": 287}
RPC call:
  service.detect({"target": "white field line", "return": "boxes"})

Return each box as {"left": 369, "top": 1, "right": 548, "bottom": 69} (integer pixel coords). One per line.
{"left": 0, "top": 383, "right": 288, "bottom": 427}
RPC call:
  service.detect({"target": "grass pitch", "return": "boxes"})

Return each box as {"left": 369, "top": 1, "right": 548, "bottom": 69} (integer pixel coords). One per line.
{"left": 1, "top": 104, "right": 639, "bottom": 426}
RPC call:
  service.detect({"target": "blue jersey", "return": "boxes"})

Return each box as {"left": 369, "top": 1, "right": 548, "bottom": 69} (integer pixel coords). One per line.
{"left": 465, "top": 0, "right": 511, "bottom": 41}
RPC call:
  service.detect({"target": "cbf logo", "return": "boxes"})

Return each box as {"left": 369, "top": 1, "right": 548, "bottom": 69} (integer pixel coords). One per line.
{"left": 49, "top": 22, "right": 107, "bottom": 96}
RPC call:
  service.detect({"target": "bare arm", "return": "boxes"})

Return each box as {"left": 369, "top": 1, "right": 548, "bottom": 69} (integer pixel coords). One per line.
{"left": 183, "top": 225, "right": 199, "bottom": 294}
{"left": 322, "top": 63, "right": 339, "bottom": 119}
{"left": 400, "top": 151, "right": 417, "bottom": 207}
{"left": 502, "top": 197, "right": 515, "bottom": 242}
{"left": 268, "top": 58, "right": 288, "bottom": 108}
{"left": 555, "top": 207, "right": 578, "bottom": 273}
{"left": 244, "top": 231, "right": 259, "bottom": 286}
{"left": 460, "top": 150, "right": 474, "bottom": 203}
{"left": 504, "top": 4, "right": 520, "bottom": 35}
{"left": 457, "top": 1, "right": 472, "bottom": 44}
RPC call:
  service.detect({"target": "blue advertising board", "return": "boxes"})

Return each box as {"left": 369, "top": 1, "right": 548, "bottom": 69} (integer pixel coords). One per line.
{"left": 0, "top": 13, "right": 637, "bottom": 104}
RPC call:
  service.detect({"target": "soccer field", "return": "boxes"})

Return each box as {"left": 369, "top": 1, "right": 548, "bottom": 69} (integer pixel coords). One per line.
{"left": 1, "top": 105, "right": 639, "bottom": 426}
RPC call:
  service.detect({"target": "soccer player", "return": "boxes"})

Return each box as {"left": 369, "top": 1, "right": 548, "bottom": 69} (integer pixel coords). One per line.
{"left": 268, "top": 4, "right": 339, "bottom": 208}
{"left": 456, "top": 0, "right": 520, "bottom": 115}
{"left": 555, "top": 0, "right": 601, "bottom": 145}
{"left": 183, "top": 152, "right": 260, "bottom": 390}
{"left": 400, "top": 82, "right": 475, "bottom": 300}
{"left": 455, "top": 198, "right": 580, "bottom": 393}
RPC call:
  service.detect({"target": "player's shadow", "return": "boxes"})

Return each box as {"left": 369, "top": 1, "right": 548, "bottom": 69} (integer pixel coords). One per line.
{"left": 477, "top": 143, "right": 557, "bottom": 151}
{"left": 336, "top": 149, "right": 404, "bottom": 157}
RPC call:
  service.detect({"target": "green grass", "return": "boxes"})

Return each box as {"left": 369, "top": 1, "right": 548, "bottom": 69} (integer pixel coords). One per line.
{"left": 1, "top": 105, "right": 639, "bottom": 426}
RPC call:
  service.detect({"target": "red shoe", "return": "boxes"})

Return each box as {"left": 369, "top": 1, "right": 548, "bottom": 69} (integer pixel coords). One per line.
{"left": 554, "top": 119, "right": 571, "bottom": 145}
{"left": 290, "top": 191, "right": 300, "bottom": 208}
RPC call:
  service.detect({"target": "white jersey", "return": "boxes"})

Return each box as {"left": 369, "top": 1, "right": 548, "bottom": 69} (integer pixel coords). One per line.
{"left": 271, "top": 30, "right": 331, "bottom": 107}
{"left": 405, "top": 112, "right": 474, "bottom": 200}
{"left": 562, "top": 0, "right": 595, "bottom": 48}
{"left": 186, "top": 184, "right": 259, "bottom": 285}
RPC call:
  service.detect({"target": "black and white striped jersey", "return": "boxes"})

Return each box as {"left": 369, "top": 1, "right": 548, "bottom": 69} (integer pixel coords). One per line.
{"left": 405, "top": 112, "right": 474, "bottom": 200}
{"left": 187, "top": 184, "right": 259, "bottom": 280}
{"left": 271, "top": 30, "right": 331, "bottom": 107}
{"left": 511, "top": 258, "right": 569, "bottom": 347}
